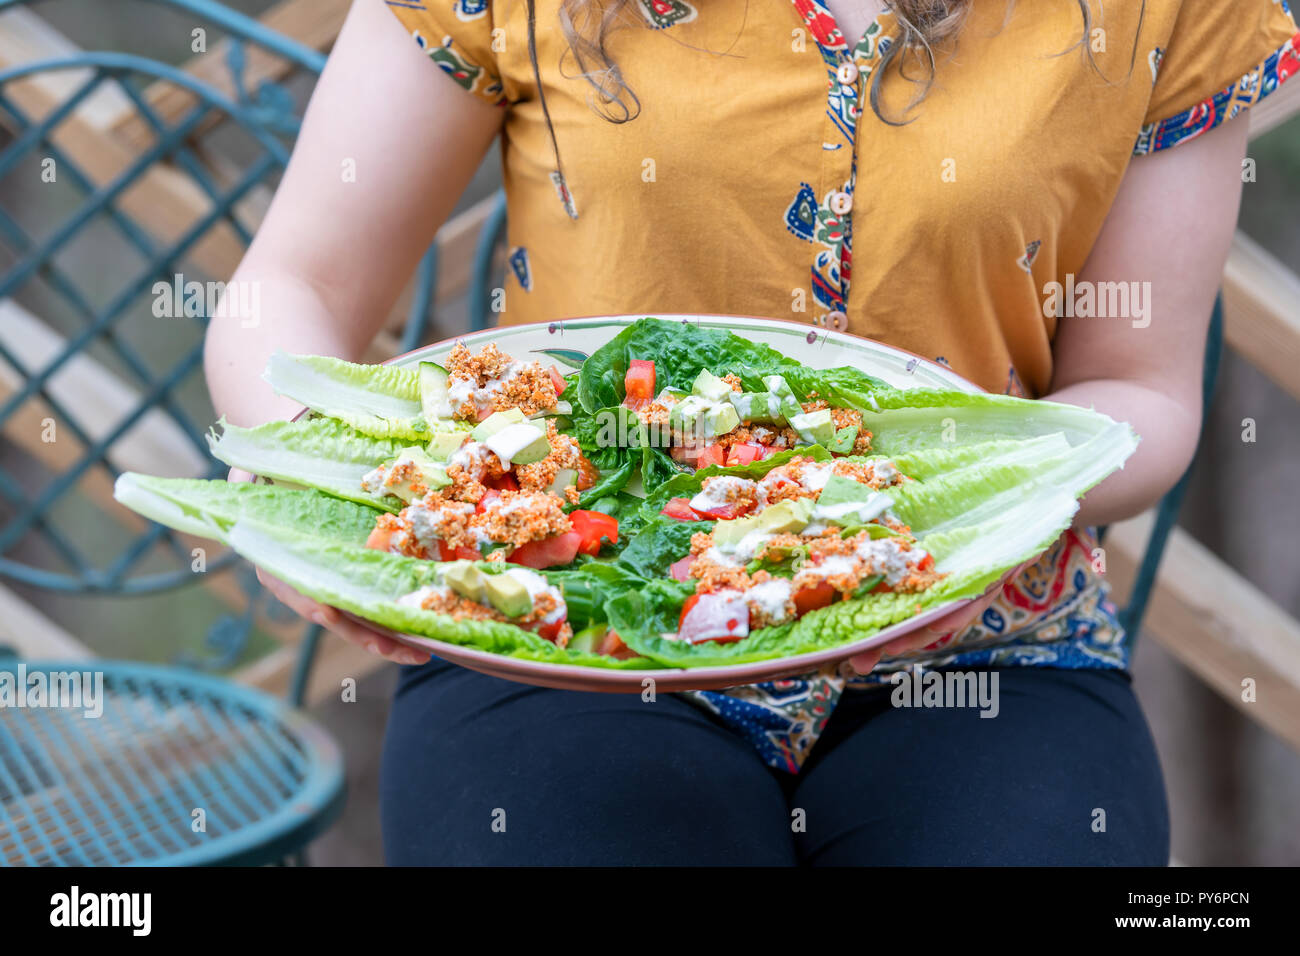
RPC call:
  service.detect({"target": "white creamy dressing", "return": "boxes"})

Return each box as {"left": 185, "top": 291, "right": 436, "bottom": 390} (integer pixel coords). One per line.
{"left": 746, "top": 577, "right": 793, "bottom": 623}
{"left": 408, "top": 499, "right": 473, "bottom": 551}
{"left": 688, "top": 476, "right": 756, "bottom": 514}
{"left": 360, "top": 464, "right": 387, "bottom": 495}
{"left": 439, "top": 360, "right": 535, "bottom": 418}
{"left": 853, "top": 536, "right": 928, "bottom": 586}
{"left": 811, "top": 491, "right": 894, "bottom": 525}
{"left": 872, "top": 460, "right": 898, "bottom": 484}
{"left": 677, "top": 590, "right": 750, "bottom": 643}
{"left": 448, "top": 440, "right": 503, "bottom": 480}
{"left": 483, "top": 423, "right": 547, "bottom": 467}
{"left": 799, "top": 462, "right": 834, "bottom": 493}
{"left": 502, "top": 568, "right": 567, "bottom": 623}
{"left": 397, "top": 584, "right": 452, "bottom": 608}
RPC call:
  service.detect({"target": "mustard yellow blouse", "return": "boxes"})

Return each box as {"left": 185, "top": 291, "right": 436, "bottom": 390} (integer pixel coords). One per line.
{"left": 386, "top": 0, "right": 1297, "bottom": 399}
{"left": 383, "top": 0, "right": 1298, "bottom": 772}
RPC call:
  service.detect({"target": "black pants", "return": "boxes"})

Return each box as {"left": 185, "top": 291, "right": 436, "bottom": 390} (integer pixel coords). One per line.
{"left": 380, "top": 658, "right": 1169, "bottom": 865}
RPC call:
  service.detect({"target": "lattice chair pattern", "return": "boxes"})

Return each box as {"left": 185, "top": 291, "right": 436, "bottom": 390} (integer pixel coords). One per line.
{"left": 0, "top": 0, "right": 496, "bottom": 865}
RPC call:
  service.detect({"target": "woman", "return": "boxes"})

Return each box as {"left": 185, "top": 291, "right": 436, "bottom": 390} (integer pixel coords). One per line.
{"left": 206, "top": 0, "right": 1299, "bottom": 864}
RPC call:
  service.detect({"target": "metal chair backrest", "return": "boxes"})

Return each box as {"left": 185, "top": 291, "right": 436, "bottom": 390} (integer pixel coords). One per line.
{"left": 0, "top": 0, "right": 439, "bottom": 617}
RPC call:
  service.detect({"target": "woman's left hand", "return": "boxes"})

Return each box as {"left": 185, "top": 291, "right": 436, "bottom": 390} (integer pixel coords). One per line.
{"left": 844, "top": 558, "right": 1036, "bottom": 676}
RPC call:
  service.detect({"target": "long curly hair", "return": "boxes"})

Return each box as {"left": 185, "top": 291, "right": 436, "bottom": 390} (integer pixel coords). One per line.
{"left": 550, "top": 0, "right": 1121, "bottom": 125}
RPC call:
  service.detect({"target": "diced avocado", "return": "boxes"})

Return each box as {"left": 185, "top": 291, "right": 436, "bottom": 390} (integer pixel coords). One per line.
{"left": 789, "top": 408, "right": 835, "bottom": 446}
{"left": 426, "top": 429, "right": 470, "bottom": 462}
{"left": 419, "top": 362, "right": 450, "bottom": 422}
{"left": 763, "top": 374, "right": 796, "bottom": 400}
{"left": 668, "top": 395, "right": 709, "bottom": 429}
{"left": 385, "top": 446, "right": 451, "bottom": 502}
{"left": 567, "top": 624, "right": 606, "bottom": 655}
{"left": 443, "top": 561, "right": 487, "bottom": 603}
{"left": 483, "top": 422, "right": 551, "bottom": 465}
{"left": 471, "top": 408, "right": 528, "bottom": 443}
{"left": 671, "top": 397, "right": 740, "bottom": 438}
{"left": 711, "top": 513, "right": 764, "bottom": 550}
{"left": 815, "top": 474, "right": 894, "bottom": 525}
{"left": 779, "top": 396, "right": 804, "bottom": 422}
{"left": 729, "top": 391, "right": 783, "bottom": 425}
{"left": 755, "top": 498, "right": 814, "bottom": 534}
{"left": 483, "top": 572, "right": 533, "bottom": 618}
{"left": 691, "top": 369, "right": 733, "bottom": 403}
{"left": 829, "top": 425, "right": 859, "bottom": 454}
{"left": 546, "top": 466, "right": 578, "bottom": 497}
{"left": 705, "top": 402, "right": 740, "bottom": 437}
{"left": 817, "top": 473, "right": 873, "bottom": 510}
{"left": 529, "top": 400, "right": 573, "bottom": 418}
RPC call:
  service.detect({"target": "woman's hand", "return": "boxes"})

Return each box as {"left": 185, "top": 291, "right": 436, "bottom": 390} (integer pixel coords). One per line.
{"left": 844, "top": 558, "right": 1034, "bottom": 676}
{"left": 229, "top": 467, "right": 431, "bottom": 667}
{"left": 255, "top": 566, "right": 431, "bottom": 667}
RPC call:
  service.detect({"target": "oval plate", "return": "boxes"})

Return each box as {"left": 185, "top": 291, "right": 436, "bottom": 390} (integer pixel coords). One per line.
{"left": 349, "top": 314, "right": 988, "bottom": 692}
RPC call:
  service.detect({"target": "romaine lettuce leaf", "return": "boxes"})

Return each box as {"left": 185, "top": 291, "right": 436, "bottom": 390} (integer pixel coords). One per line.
{"left": 264, "top": 351, "right": 444, "bottom": 441}
{"left": 207, "top": 417, "right": 407, "bottom": 510}
{"left": 226, "top": 520, "right": 652, "bottom": 667}
{"left": 113, "top": 474, "right": 381, "bottom": 545}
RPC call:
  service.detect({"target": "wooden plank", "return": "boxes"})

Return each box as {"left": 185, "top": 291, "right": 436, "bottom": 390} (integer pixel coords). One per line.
{"left": 108, "top": 0, "right": 351, "bottom": 151}
{"left": 1222, "top": 231, "right": 1300, "bottom": 403}
{"left": 0, "top": 582, "right": 96, "bottom": 659}
{"left": 1105, "top": 513, "right": 1300, "bottom": 754}
{"left": 0, "top": 9, "right": 133, "bottom": 131}
{"left": 0, "top": 299, "right": 209, "bottom": 478}
{"left": 234, "top": 637, "right": 387, "bottom": 706}
{"left": 0, "top": 74, "right": 251, "bottom": 280}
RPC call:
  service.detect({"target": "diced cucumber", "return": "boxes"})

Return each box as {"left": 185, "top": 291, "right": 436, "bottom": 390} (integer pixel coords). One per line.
{"left": 568, "top": 625, "right": 607, "bottom": 655}
{"left": 419, "top": 362, "right": 450, "bottom": 422}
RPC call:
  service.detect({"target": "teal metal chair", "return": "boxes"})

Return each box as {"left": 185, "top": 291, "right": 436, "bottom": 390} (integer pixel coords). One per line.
{"left": 0, "top": 0, "right": 486, "bottom": 865}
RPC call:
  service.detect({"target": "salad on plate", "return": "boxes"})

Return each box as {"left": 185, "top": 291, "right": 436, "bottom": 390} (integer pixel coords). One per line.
{"left": 114, "top": 317, "right": 1137, "bottom": 674}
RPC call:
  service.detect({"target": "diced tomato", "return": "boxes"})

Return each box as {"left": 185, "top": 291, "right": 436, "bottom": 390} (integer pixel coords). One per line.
{"left": 576, "top": 453, "right": 601, "bottom": 490}
{"left": 624, "top": 360, "right": 656, "bottom": 404}
{"left": 661, "top": 497, "right": 701, "bottom": 521}
{"left": 365, "top": 526, "right": 395, "bottom": 551}
{"left": 756, "top": 444, "right": 780, "bottom": 460}
{"left": 508, "top": 531, "right": 582, "bottom": 569}
{"left": 678, "top": 592, "right": 749, "bottom": 644}
{"left": 917, "top": 553, "right": 935, "bottom": 572}
{"left": 475, "top": 406, "right": 493, "bottom": 423}
{"left": 725, "top": 442, "right": 764, "bottom": 467}
{"left": 548, "top": 366, "right": 568, "bottom": 396}
{"left": 693, "top": 444, "right": 726, "bottom": 471}
{"left": 598, "top": 630, "right": 633, "bottom": 658}
{"left": 475, "top": 489, "right": 502, "bottom": 515}
{"left": 484, "top": 472, "right": 519, "bottom": 492}
{"left": 691, "top": 501, "right": 754, "bottom": 521}
{"left": 678, "top": 594, "right": 701, "bottom": 629}
{"left": 437, "top": 540, "right": 482, "bottom": 562}
{"left": 669, "top": 555, "right": 695, "bottom": 582}
{"left": 536, "top": 618, "right": 567, "bottom": 643}
{"left": 793, "top": 581, "right": 838, "bottom": 617}
{"left": 670, "top": 445, "right": 696, "bottom": 464}
{"left": 569, "top": 509, "right": 619, "bottom": 556}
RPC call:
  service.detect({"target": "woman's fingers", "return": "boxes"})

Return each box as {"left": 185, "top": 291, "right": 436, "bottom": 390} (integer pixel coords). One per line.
{"left": 846, "top": 646, "right": 884, "bottom": 676}
{"left": 255, "top": 567, "right": 430, "bottom": 666}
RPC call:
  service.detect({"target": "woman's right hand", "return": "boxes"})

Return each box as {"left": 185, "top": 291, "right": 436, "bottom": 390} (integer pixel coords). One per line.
{"left": 230, "top": 467, "right": 431, "bottom": 667}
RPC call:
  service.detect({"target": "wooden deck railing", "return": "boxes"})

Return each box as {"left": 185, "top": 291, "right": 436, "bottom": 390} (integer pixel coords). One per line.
{"left": 0, "top": 0, "right": 1297, "bottom": 732}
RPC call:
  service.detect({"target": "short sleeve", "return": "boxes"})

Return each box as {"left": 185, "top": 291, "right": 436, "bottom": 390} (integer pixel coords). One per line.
{"left": 384, "top": 0, "right": 507, "bottom": 105}
{"left": 1134, "top": 0, "right": 1299, "bottom": 154}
